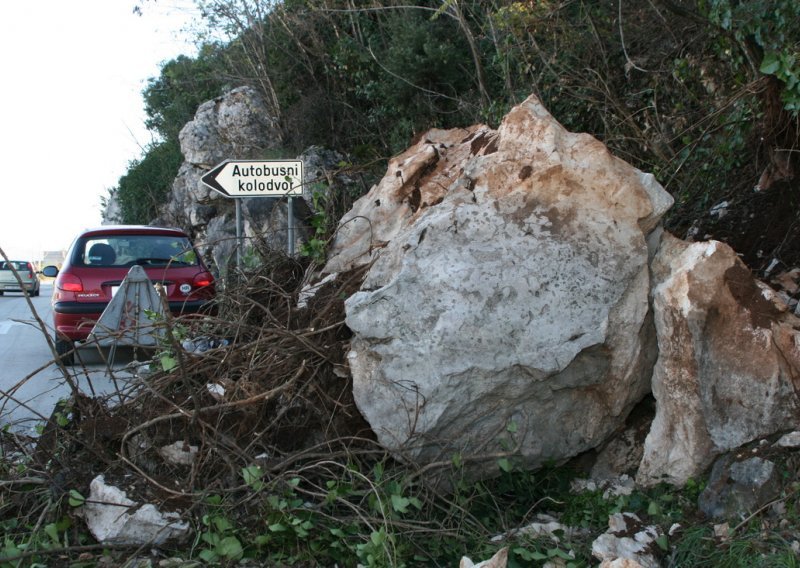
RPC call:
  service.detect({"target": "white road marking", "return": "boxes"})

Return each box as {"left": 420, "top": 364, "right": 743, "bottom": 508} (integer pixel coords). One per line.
{"left": 0, "top": 320, "right": 25, "bottom": 334}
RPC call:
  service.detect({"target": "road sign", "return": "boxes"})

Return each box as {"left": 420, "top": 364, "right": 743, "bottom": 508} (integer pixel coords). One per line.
{"left": 201, "top": 159, "right": 304, "bottom": 198}
{"left": 201, "top": 159, "right": 304, "bottom": 260}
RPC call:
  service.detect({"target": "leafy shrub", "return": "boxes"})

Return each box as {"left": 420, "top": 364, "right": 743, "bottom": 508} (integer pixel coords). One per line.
{"left": 111, "top": 139, "right": 183, "bottom": 225}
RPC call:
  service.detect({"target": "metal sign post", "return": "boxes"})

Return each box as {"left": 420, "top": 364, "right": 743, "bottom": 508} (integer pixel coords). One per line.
{"left": 235, "top": 198, "right": 243, "bottom": 267}
{"left": 201, "top": 159, "right": 304, "bottom": 265}
{"left": 288, "top": 196, "right": 294, "bottom": 256}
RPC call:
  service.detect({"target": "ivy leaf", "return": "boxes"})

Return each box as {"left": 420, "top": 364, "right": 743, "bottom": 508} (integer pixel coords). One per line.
{"left": 198, "top": 549, "right": 217, "bottom": 563}
{"left": 656, "top": 535, "right": 669, "bottom": 551}
{"left": 213, "top": 516, "right": 233, "bottom": 533}
{"left": 512, "top": 547, "right": 538, "bottom": 561}
{"left": 241, "top": 465, "right": 264, "bottom": 490}
{"left": 370, "top": 529, "right": 386, "bottom": 546}
{"left": 160, "top": 354, "right": 177, "bottom": 372}
{"left": 218, "top": 536, "right": 243, "bottom": 560}
{"left": 548, "top": 547, "right": 573, "bottom": 560}
{"left": 293, "top": 521, "right": 311, "bottom": 538}
{"left": 391, "top": 494, "right": 411, "bottom": 513}
{"left": 68, "top": 489, "right": 85, "bottom": 507}
{"left": 760, "top": 52, "right": 781, "bottom": 74}
{"left": 44, "top": 522, "right": 60, "bottom": 544}
{"left": 202, "top": 530, "right": 220, "bottom": 546}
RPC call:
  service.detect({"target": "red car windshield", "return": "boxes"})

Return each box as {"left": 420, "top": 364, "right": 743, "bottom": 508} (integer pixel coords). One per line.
{"left": 73, "top": 235, "right": 199, "bottom": 268}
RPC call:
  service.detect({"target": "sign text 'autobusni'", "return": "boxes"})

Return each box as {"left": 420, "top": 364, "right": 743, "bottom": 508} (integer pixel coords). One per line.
{"left": 201, "top": 160, "right": 304, "bottom": 198}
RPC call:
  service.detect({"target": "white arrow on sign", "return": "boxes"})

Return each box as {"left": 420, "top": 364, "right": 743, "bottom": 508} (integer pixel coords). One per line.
{"left": 201, "top": 159, "right": 304, "bottom": 198}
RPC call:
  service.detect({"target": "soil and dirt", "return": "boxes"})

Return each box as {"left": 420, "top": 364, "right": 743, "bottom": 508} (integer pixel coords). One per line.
{"left": 666, "top": 81, "right": 800, "bottom": 279}
{"left": 673, "top": 179, "right": 800, "bottom": 277}
{"left": 0, "top": 257, "right": 390, "bottom": 563}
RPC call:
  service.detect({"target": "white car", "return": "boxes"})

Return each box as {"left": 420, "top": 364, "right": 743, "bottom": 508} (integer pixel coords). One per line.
{"left": 0, "top": 260, "right": 41, "bottom": 296}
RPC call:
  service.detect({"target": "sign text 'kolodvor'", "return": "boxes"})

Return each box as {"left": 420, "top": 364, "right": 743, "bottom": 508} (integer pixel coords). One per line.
{"left": 201, "top": 160, "right": 304, "bottom": 198}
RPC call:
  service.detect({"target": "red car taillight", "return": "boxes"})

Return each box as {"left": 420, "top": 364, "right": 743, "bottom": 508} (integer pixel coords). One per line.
{"left": 193, "top": 272, "right": 214, "bottom": 288}
{"left": 26, "top": 263, "right": 34, "bottom": 278}
{"left": 58, "top": 273, "right": 83, "bottom": 292}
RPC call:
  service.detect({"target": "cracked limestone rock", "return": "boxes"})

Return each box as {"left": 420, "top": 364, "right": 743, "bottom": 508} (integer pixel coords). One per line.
{"left": 322, "top": 95, "right": 673, "bottom": 475}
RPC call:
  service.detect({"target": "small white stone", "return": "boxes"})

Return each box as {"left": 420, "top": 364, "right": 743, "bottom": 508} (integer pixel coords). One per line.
{"left": 206, "top": 383, "right": 225, "bottom": 400}
{"left": 82, "top": 475, "right": 189, "bottom": 545}
{"left": 158, "top": 441, "right": 199, "bottom": 466}
{"left": 774, "top": 432, "right": 800, "bottom": 448}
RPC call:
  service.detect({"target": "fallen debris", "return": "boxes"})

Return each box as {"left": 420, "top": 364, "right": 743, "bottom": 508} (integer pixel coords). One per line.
{"left": 81, "top": 475, "right": 190, "bottom": 545}
{"left": 591, "top": 512, "right": 663, "bottom": 568}
{"left": 157, "top": 441, "right": 199, "bottom": 466}
{"left": 459, "top": 547, "right": 508, "bottom": 568}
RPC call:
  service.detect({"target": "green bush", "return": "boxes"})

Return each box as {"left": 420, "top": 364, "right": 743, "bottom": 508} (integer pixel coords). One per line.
{"left": 111, "top": 139, "right": 183, "bottom": 225}
{"left": 143, "top": 46, "right": 228, "bottom": 141}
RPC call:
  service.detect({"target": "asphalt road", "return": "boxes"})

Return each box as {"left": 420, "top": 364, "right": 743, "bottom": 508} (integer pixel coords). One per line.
{"left": 0, "top": 283, "right": 139, "bottom": 434}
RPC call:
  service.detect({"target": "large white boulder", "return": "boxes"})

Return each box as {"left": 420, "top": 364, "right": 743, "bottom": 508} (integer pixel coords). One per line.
{"left": 637, "top": 234, "right": 800, "bottom": 486}
{"left": 322, "top": 95, "right": 673, "bottom": 473}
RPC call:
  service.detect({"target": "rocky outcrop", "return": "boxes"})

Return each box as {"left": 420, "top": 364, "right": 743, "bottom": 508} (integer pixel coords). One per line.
{"left": 320, "top": 95, "right": 673, "bottom": 474}
{"left": 153, "top": 86, "right": 282, "bottom": 233}
{"left": 179, "top": 85, "right": 280, "bottom": 169}
{"left": 101, "top": 194, "right": 123, "bottom": 225}
{"left": 637, "top": 234, "right": 800, "bottom": 486}
{"left": 151, "top": 87, "right": 354, "bottom": 275}
{"left": 158, "top": 86, "right": 285, "bottom": 268}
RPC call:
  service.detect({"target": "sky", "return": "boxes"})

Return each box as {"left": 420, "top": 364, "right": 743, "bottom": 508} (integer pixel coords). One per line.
{"left": 0, "top": 1, "right": 201, "bottom": 261}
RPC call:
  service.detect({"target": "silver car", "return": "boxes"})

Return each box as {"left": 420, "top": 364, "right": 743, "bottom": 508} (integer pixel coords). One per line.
{"left": 0, "top": 260, "right": 41, "bottom": 296}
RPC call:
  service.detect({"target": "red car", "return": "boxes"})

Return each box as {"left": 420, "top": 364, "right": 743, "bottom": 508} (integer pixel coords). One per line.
{"left": 42, "top": 226, "right": 215, "bottom": 364}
